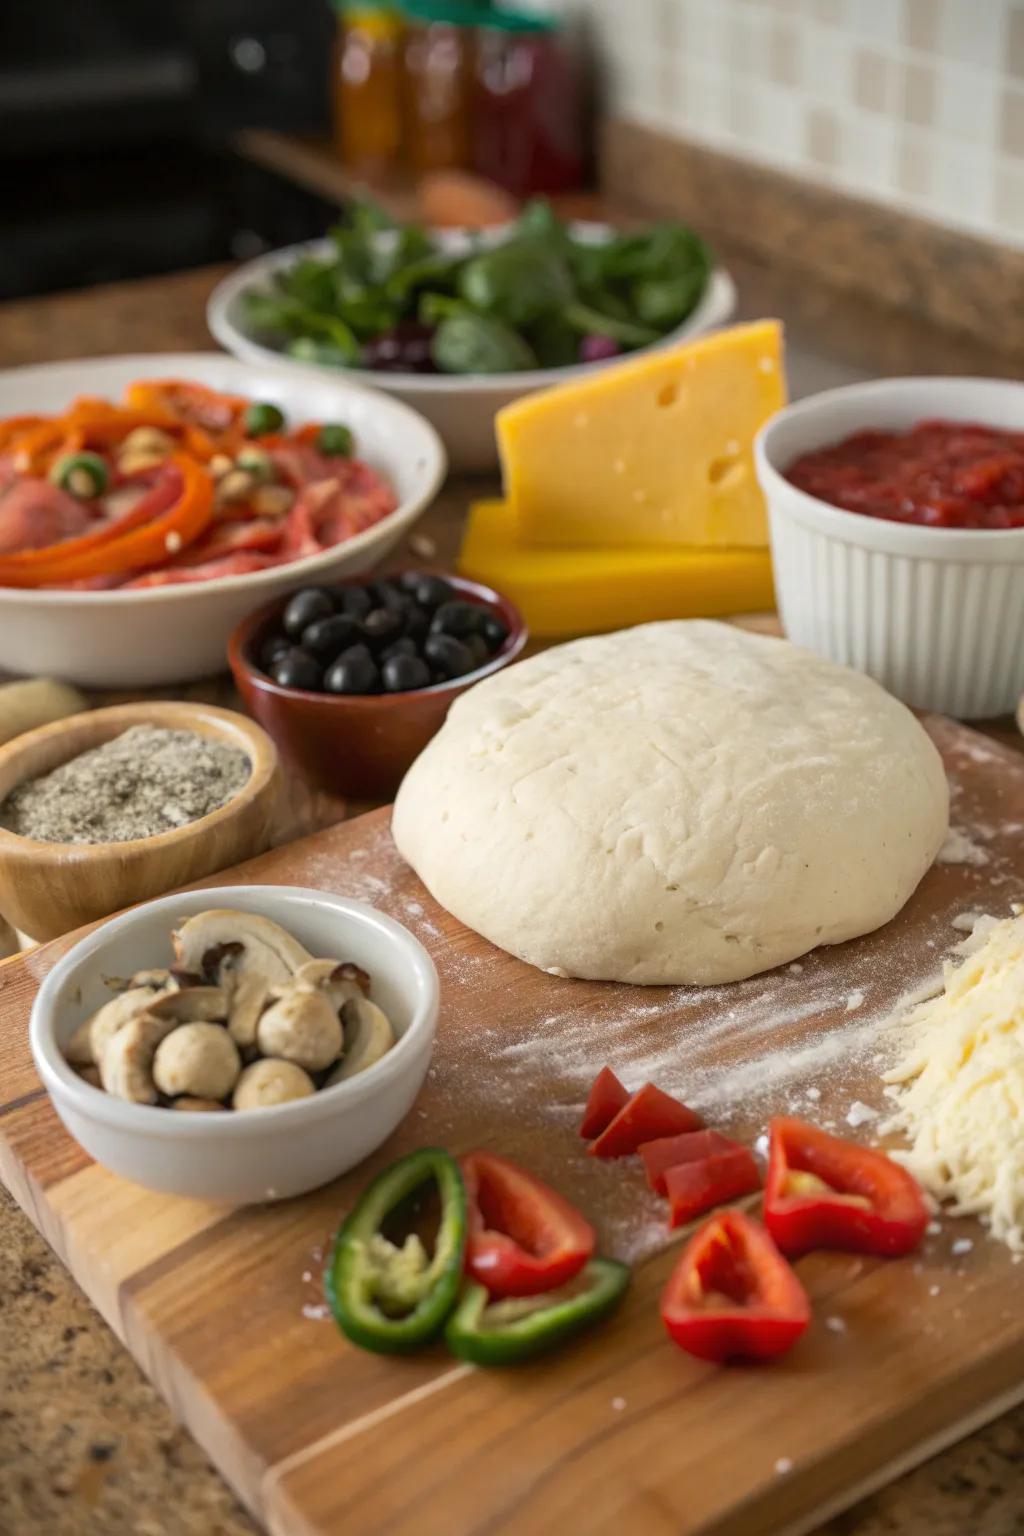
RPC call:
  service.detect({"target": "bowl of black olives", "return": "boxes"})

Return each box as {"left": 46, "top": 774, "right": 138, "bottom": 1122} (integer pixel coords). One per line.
{"left": 228, "top": 572, "right": 526, "bottom": 798}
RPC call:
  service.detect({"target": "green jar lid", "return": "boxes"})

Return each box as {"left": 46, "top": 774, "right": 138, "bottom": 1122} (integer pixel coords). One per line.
{"left": 476, "top": 8, "right": 557, "bottom": 32}
{"left": 332, "top": 0, "right": 399, "bottom": 13}
{"left": 401, "top": 0, "right": 491, "bottom": 24}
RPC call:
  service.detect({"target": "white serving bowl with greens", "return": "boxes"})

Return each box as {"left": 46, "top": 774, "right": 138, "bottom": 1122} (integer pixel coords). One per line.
{"left": 207, "top": 210, "right": 736, "bottom": 471}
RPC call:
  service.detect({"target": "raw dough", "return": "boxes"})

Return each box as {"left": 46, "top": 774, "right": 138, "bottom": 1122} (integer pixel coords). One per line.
{"left": 392, "top": 622, "right": 948, "bottom": 985}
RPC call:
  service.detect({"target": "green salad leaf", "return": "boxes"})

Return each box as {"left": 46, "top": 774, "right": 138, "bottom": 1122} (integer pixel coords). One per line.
{"left": 236, "top": 198, "right": 714, "bottom": 376}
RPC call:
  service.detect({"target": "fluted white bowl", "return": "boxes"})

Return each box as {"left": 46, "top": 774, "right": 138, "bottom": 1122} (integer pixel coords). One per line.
{"left": 756, "top": 377, "right": 1024, "bottom": 719}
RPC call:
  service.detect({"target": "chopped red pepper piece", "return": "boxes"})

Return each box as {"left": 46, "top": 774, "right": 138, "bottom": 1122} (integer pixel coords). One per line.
{"left": 764, "top": 1117, "right": 929, "bottom": 1259}
{"left": 665, "top": 1147, "right": 761, "bottom": 1229}
{"left": 461, "top": 1151, "right": 595, "bottom": 1298}
{"left": 587, "top": 1083, "right": 703, "bottom": 1159}
{"left": 661, "top": 1207, "right": 810, "bottom": 1363}
{"left": 579, "top": 1066, "right": 629, "bottom": 1140}
{"left": 639, "top": 1128, "right": 738, "bottom": 1194}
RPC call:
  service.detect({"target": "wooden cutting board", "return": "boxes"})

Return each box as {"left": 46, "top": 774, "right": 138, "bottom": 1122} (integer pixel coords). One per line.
{"left": 3, "top": 714, "right": 1024, "bottom": 1536}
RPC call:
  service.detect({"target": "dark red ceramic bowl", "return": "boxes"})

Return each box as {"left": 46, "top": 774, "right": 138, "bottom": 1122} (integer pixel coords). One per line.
{"left": 228, "top": 573, "right": 527, "bottom": 800}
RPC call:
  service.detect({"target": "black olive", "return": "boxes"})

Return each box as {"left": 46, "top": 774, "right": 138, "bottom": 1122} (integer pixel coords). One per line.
{"left": 334, "top": 585, "right": 373, "bottom": 621}
{"left": 397, "top": 570, "right": 425, "bottom": 593}
{"left": 369, "top": 579, "right": 406, "bottom": 611}
{"left": 423, "top": 633, "right": 475, "bottom": 679}
{"left": 324, "top": 647, "right": 380, "bottom": 694}
{"left": 381, "top": 654, "right": 432, "bottom": 692}
{"left": 301, "top": 614, "right": 362, "bottom": 659}
{"left": 363, "top": 607, "right": 405, "bottom": 647}
{"left": 410, "top": 574, "right": 454, "bottom": 610}
{"left": 404, "top": 607, "right": 430, "bottom": 644}
{"left": 480, "top": 613, "right": 510, "bottom": 650}
{"left": 463, "top": 633, "right": 490, "bottom": 669}
{"left": 283, "top": 588, "right": 334, "bottom": 638}
{"left": 430, "top": 600, "right": 484, "bottom": 638}
{"left": 380, "top": 637, "right": 417, "bottom": 661}
{"left": 259, "top": 634, "right": 292, "bottom": 673}
{"left": 271, "top": 648, "right": 322, "bottom": 691}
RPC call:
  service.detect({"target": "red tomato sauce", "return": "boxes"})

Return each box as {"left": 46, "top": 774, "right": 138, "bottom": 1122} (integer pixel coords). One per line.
{"left": 785, "top": 419, "right": 1024, "bottom": 530}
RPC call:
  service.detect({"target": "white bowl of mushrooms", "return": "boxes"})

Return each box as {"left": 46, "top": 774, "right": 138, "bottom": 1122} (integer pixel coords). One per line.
{"left": 30, "top": 885, "right": 438, "bottom": 1203}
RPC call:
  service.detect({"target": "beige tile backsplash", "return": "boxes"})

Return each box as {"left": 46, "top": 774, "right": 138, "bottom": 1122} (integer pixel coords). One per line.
{"left": 511, "top": 0, "right": 1024, "bottom": 246}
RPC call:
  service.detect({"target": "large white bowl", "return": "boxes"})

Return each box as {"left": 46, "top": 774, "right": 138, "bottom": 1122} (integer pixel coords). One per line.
{"left": 207, "top": 226, "right": 736, "bottom": 471}
{"left": 30, "top": 885, "right": 439, "bottom": 1204}
{"left": 0, "top": 353, "right": 446, "bottom": 687}
{"left": 756, "top": 376, "right": 1024, "bottom": 719}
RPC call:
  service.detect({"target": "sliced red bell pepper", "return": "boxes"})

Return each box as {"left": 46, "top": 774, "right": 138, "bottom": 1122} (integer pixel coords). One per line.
{"left": 661, "top": 1207, "right": 810, "bottom": 1363}
{"left": 579, "top": 1066, "right": 629, "bottom": 1140}
{"left": 587, "top": 1082, "right": 703, "bottom": 1159}
{"left": 639, "top": 1128, "right": 738, "bottom": 1195}
{"left": 764, "top": 1117, "right": 929, "bottom": 1259}
{"left": 665, "top": 1147, "right": 761, "bottom": 1230}
{"left": 461, "top": 1151, "right": 595, "bottom": 1299}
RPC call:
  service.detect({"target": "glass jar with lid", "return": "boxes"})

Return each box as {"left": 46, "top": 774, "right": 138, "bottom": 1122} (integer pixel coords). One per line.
{"left": 332, "top": 0, "right": 405, "bottom": 180}
{"left": 400, "top": 0, "right": 483, "bottom": 176}
{"left": 473, "top": 9, "right": 585, "bottom": 195}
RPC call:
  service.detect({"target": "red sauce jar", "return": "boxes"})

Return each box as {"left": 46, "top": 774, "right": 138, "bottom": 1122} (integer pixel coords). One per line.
{"left": 472, "top": 10, "right": 585, "bottom": 196}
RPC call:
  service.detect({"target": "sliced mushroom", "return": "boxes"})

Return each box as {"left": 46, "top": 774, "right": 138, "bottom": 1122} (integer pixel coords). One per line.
{"left": 272, "top": 958, "right": 367, "bottom": 1012}
{"left": 233, "top": 1058, "right": 316, "bottom": 1111}
{"left": 147, "top": 986, "right": 231, "bottom": 1024}
{"left": 72, "top": 1063, "right": 102, "bottom": 1089}
{"left": 99, "top": 1013, "right": 181, "bottom": 1104}
{"left": 326, "top": 998, "right": 396, "bottom": 1085}
{"left": 172, "top": 911, "right": 313, "bottom": 1048}
{"left": 152, "top": 1023, "right": 241, "bottom": 1100}
{"left": 66, "top": 985, "right": 169, "bottom": 1066}
{"left": 257, "top": 989, "right": 342, "bottom": 1073}
{"left": 172, "top": 1097, "right": 227, "bottom": 1113}
{"left": 103, "top": 967, "right": 178, "bottom": 994}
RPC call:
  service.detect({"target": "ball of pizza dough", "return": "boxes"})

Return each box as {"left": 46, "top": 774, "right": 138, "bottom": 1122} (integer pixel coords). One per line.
{"left": 392, "top": 622, "right": 948, "bottom": 985}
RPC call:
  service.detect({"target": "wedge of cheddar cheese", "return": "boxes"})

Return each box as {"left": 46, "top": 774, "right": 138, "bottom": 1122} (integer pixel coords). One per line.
{"left": 458, "top": 498, "right": 775, "bottom": 637}
{"left": 496, "top": 319, "right": 785, "bottom": 549}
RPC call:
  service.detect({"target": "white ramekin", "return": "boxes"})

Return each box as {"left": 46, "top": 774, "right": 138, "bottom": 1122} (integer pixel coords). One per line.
{"left": 30, "top": 885, "right": 438, "bottom": 1204}
{"left": 755, "top": 377, "right": 1024, "bottom": 718}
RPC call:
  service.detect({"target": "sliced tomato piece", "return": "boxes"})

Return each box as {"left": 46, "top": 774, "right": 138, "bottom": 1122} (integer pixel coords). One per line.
{"left": 665, "top": 1147, "right": 761, "bottom": 1230}
{"left": 639, "top": 1129, "right": 738, "bottom": 1195}
{"left": 764, "top": 1117, "right": 929, "bottom": 1259}
{"left": 661, "top": 1208, "right": 810, "bottom": 1363}
{"left": 461, "top": 1151, "right": 595, "bottom": 1298}
{"left": 579, "top": 1067, "right": 629, "bottom": 1140}
{"left": 587, "top": 1083, "right": 703, "bottom": 1160}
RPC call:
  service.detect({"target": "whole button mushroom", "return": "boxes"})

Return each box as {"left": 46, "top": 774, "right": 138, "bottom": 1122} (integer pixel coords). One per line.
{"left": 233, "top": 1058, "right": 316, "bottom": 1110}
{"left": 152, "top": 1023, "right": 242, "bottom": 1101}
{"left": 256, "top": 987, "right": 342, "bottom": 1072}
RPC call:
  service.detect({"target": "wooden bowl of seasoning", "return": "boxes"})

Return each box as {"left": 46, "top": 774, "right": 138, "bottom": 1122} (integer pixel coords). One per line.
{"left": 0, "top": 702, "right": 280, "bottom": 943}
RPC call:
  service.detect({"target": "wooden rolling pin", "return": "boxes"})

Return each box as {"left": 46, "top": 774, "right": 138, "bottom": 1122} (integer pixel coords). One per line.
{"left": 0, "top": 678, "right": 87, "bottom": 746}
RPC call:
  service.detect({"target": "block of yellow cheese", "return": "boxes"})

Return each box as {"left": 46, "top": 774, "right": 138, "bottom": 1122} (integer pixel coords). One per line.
{"left": 458, "top": 498, "right": 775, "bottom": 638}
{"left": 496, "top": 319, "right": 785, "bottom": 549}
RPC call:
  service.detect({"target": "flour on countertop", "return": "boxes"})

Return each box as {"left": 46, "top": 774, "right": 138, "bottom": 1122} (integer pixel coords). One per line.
{"left": 936, "top": 828, "right": 990, "bottom": 867}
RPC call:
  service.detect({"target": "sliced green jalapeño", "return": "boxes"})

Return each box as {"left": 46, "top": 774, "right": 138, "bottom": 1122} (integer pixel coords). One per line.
{"left": 325, "top": 1148, "right": 467, "bottom": 1355}
{"left": 444, "top": 1257, "right": 630, "bottom": 1367}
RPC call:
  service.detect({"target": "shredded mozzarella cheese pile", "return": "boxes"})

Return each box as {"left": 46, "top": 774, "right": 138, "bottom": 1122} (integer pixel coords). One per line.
{"left": 883, "top": 911, "right": 1024, "bottom": 1251}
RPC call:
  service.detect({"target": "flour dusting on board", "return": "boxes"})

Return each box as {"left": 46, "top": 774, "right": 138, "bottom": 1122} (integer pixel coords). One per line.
{"left": 937, "top": 828, "right": 989, "bottom": 867}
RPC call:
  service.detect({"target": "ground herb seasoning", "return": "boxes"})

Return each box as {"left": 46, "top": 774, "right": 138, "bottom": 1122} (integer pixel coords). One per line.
{"left": 0, "top": 725, "right": 250, "bottom": 844}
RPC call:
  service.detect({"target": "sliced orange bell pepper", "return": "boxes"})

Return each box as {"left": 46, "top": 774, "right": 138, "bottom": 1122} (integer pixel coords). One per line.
{"left": 0, "top": 456, "right": 213, "bottom": 587}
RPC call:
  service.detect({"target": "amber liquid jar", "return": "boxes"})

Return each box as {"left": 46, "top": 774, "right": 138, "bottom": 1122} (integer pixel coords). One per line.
{"left": 400, "top": 0, "right": 481, "bottom": 176}
{"left": 333, "top": 1, "right": 404, "bottom": 180}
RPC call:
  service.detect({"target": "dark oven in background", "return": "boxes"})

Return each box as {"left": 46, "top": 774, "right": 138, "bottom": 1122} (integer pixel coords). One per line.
{"left": 0, "top": 0, "right": 338, "bottom": 300}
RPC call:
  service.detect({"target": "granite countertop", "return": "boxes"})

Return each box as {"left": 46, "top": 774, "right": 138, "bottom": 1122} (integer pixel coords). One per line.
{"left": 2, "top": 238, "right": 1024, "bottom": 1536}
